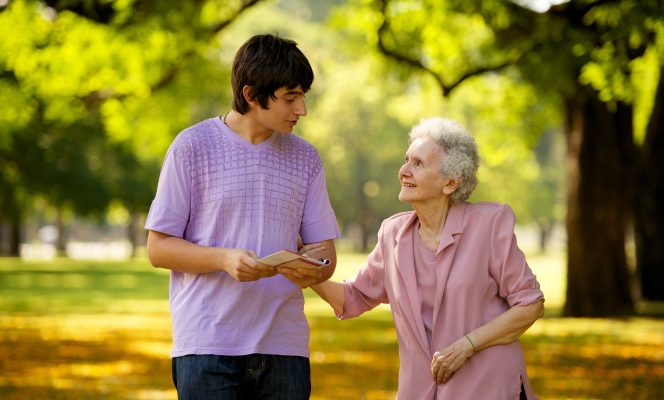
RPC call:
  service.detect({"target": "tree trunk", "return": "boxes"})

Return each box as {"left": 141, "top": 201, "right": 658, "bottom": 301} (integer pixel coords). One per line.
{"left": 563, "top": 93, "right": 635, "bottom": 316}
{"left": 634, "top": 71, "right": 664, "bottom": 300}
{"left": 127, "top": 211, "right": 147, "bottom": 258}
{"left": 55, "top": 207, "right": 66, "bottom": 255}
{"left": 537, "top": 221, "right": 553, "bottom": 253}
{"left": 358, "top": 210, "right": 375, "bottom": 253}
{"left": 9, "top": 218, "right": 20, "bottom": 257}
{"left": 128, "top": 211, "right": 139, "bottom": 258}
{"left": 0, "top": 222, "right": 4, "bottom": 255}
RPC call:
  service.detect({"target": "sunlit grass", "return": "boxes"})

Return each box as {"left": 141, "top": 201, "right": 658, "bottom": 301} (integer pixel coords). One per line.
{"left": 0, "top": 253, "right": 662, "bottom": 399}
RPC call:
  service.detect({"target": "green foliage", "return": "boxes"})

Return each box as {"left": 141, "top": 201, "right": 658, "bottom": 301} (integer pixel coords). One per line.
{"left": 1, "top": 0, "right": 570, "bottom": 249}
{"left": 325, "top": 0, "right": 564, "bottom": 231}
{"left": 0, "top": 0, "right": 246, "bottom": 228}
{"left": 301, "top": 40, "right": 412, "bottom": 234}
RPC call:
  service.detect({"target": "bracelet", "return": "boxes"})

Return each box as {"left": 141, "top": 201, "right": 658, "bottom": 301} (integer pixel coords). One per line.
{"left": 464, "top": 334, "right": 476, "bottom": 352}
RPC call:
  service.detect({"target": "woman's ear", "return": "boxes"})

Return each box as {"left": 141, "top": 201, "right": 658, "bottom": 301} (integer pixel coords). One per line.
{"left": 443, "top": 177, "right": 461, "bottom": 195}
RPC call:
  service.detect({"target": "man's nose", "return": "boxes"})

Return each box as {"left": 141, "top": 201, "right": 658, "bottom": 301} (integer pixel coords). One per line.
{"left": 295, "top": 98, "right": 307, "bottom": 116}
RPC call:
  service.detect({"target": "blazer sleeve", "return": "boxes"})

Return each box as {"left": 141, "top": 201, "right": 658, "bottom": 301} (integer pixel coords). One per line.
{"left": 339, "top": 221, "right": 390, "bottom": 319}
{"left": 488, "top": 204, "right": 545, "bottom": 307}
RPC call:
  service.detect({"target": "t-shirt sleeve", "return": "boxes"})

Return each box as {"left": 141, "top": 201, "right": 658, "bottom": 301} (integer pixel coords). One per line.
{"left": 489, "top": 204, "right": 545, "bottom": 307}
{"left": 144, "top": 138, "right": 192, "bottom": 238}
{"left": 300, "top": 164, "right": 340, "bottom": 243}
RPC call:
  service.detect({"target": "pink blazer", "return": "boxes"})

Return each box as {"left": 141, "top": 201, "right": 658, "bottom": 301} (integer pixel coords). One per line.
{"left": 341, "top": 202, "right": 544, "bottom": 399}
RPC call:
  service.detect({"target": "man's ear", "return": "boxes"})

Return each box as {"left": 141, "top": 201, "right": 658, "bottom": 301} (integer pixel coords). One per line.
{"left": 443, "top": 177, "right": 461, "bottom": 195}
{"left": 242, "top": 85, "right": 256, "bottom": 107}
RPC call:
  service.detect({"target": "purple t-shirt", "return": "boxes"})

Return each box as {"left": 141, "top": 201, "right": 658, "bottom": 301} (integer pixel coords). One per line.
{"left": 145, "top": 117, "right": 339, "bottom": 358}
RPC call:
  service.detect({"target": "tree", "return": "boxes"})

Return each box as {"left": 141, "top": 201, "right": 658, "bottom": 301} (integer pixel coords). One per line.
{"left": 635, "top": 71, "right": 664, "bottom": 300}
{"left": 360, "top": 0, "right": 664, "bottom": 315}
{"left": 303, "top": 54, "right": 410, "bottom": 251}
{"left": 296, "top": 0, "right": 564, "bottom": 253}
{"left": 0, "top": 0, "right": 264, "bottom": 254}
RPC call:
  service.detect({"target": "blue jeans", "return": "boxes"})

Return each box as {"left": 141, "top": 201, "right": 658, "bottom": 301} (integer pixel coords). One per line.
{"left": 172, "top": 354, "right": 311, "bottom": 400}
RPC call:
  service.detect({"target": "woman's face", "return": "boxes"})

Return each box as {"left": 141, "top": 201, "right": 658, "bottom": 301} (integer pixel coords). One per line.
{"left": 398, "top": 136, "right": 450, "bottom": 205}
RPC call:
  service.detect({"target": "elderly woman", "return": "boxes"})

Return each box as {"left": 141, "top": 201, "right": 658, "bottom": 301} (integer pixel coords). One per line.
{"left": 297, "top": 117, "right": 545, "bottom": 399}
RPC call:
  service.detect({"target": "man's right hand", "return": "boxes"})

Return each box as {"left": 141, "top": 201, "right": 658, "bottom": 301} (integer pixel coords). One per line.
{"left": 222, "top": 248, "right": 277, "bottom": 282}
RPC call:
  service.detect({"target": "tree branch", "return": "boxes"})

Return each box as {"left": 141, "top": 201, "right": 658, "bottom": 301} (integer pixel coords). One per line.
{"left": 80, "top": 61, "right": 182, "bottom": 110}
{"left": 209, "top": 0, "right": 262, "bottom": 34}
{"left": 79, "top": 0, "right": 264, "bottom": 109}
{"left": 548, "top": 0, "right": 623, "bottom": 29}
{"left": 377, "top": 0, "right": 513, "bottom": 97}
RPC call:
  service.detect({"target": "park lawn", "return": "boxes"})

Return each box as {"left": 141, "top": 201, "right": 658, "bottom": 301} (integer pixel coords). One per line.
{"left": 0, "top": 254, "right": 662, "bottom": 399}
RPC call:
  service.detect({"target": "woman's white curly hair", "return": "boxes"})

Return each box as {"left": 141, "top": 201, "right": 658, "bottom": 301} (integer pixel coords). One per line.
{"left": 408, "top": 117, "right": 480, "bottom": 203}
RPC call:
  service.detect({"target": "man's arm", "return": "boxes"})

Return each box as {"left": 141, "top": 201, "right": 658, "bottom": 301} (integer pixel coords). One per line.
{"left": 277, "top": 239, "right": 337, "bottom": 288}
{"left": 146, "top": 230, "right": 277, "bottom": 281}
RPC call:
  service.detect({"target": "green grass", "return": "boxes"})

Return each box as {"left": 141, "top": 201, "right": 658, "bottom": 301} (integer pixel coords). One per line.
{"left": 0, "top": 253, "right": 662, "bottom": 399}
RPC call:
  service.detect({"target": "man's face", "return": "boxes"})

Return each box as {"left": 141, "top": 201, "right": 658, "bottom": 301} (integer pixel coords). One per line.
{"left": 254, "top": 85, "right": 307, "bottom": 134}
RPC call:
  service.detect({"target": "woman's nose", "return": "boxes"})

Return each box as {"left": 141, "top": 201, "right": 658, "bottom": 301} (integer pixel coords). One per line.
{"left": 399, "top": 163, "right": 409, "bottom": 176}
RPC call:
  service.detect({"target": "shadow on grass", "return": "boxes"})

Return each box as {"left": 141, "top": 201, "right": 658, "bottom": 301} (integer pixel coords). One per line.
{"left": 0, "top": 316, "right": 175, "bottom": 400}
{"left": 1, "top": 257, "right": 662, "bottom": 399}
{"left": 308, "top": 314, "right": 399, "bottom": 400}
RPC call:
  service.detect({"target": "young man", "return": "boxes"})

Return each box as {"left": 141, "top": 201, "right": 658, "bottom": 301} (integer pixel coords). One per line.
{"left": 145, "top": 34, "right": 339, "bottom": 399}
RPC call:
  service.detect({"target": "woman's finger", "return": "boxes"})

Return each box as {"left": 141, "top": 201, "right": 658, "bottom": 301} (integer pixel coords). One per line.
{"left": 299, "top": 244, "right": 326, "bottom": 256}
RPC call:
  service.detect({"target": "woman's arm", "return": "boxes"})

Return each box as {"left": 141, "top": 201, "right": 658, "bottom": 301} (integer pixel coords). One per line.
{"left": 467, "top": 299, "right": 544, "bottom": 351}
{"left": 431, "top": 300, "right": 544, "bottom": 384}
{"left": 310, "top": 280, "right": 346, "bottom": 316}
{"left": 299, "top": 229, "right": 389, "bottom": 318}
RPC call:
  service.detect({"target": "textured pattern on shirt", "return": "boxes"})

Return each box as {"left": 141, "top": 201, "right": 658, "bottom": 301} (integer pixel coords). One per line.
{"left": 172, "top": 118, "right": 322, "bottom": 252}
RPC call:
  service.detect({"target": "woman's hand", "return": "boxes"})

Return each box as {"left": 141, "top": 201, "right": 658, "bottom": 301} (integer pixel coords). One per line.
{"left": 431, "top": 336, "right": 474, "bottom": 384}
{"left": 298, "top": 242, "right": 326, "bottom": 259}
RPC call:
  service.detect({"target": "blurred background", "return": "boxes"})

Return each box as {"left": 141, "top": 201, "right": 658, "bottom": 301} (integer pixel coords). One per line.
{"left": 0, "top": 0, "right": 662, "bottom": 398}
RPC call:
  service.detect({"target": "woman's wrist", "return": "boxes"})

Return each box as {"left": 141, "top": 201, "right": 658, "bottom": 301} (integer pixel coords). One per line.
{"left": 464, "top": 334, "right": 477, "bottom": 354}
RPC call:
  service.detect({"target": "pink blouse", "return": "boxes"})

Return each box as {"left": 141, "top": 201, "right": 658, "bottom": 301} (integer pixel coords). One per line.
{"left": 413, "top": 225, "right": 437, "bottom": 347}
{"left": 340, "top": 202, "right": 544, "bottom": 399}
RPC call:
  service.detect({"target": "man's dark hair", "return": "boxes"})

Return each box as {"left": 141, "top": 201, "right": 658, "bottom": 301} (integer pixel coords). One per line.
{"left": 231, "top": 34, "right": 314, "bottom": 114}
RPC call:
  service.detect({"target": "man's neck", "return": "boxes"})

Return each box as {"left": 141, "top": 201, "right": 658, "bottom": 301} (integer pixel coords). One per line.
{"left": 224, "top": 110, "right": 273, "bottom": 145}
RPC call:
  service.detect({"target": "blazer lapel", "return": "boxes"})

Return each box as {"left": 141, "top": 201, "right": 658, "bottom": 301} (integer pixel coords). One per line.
{"left": 431, "top": 202, "right": 465, "bottom": 341}
{"left": 393, "top": 212, "right": 430, "bottom": 356}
